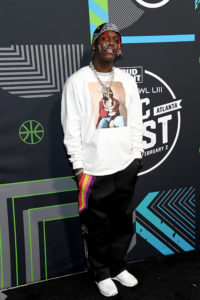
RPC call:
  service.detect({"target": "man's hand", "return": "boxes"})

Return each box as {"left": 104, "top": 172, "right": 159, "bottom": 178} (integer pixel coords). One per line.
{"left": 135, "top": 158, "right": 142, "bottom": 167}
{"left": 109, "top": 111, "right": 116, "bottom": 117}
{"left": 74, "top": 168, "right": 84, "bottom": 184}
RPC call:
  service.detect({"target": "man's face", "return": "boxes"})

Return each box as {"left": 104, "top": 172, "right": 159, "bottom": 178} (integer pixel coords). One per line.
{"left": 94, "top": 30, "right": 120, "bottom": 63}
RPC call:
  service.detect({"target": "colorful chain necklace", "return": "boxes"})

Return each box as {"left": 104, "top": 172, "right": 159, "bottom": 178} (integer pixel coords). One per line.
{"left": 89, "top": 61, "right": 115, "bottom": 95}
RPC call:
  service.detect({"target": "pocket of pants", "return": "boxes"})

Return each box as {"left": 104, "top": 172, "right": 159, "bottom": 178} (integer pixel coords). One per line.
{"left": 126, "top": 159, "right": 141, "bottom": 184}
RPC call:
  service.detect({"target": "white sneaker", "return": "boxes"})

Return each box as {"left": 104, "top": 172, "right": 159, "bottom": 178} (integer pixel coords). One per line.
{"left": 96, "top": 278, "right": 118, "bottom": 297}
{"left": 112, "top": 270, "right": 138, "bottom": 287}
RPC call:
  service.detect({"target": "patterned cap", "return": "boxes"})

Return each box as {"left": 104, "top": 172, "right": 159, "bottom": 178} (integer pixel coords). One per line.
{"left": 92, "top": 23, "right": 121, "bottom": 44}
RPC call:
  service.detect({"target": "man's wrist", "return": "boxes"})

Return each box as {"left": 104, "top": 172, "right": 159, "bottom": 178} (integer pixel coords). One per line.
{"left": 74, "top": 169, "right": 84, "bottom": 176}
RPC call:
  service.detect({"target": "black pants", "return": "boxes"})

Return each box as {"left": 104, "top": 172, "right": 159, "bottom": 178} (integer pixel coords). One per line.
{"left": 78, "top": 159, "right": 140, "bottom": 282}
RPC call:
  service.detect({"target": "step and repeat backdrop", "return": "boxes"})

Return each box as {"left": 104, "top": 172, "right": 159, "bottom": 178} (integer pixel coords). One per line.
{"left": 0, "top": 0, "right": 199, "bottom": 290}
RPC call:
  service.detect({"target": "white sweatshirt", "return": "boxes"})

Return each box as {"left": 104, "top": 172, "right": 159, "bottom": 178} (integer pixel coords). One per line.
{"left": 61, "top": 66, "right": 144, "bottom": 176}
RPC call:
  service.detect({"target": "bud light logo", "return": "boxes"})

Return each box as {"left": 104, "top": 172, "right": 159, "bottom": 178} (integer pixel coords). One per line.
{"left": 121, "top": 67, "right": 143, "bottom": 83}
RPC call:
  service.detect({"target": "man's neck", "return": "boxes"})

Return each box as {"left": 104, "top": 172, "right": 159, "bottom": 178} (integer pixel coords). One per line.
{"left": 92, "top": 59, "right": 114, "bottom": 73}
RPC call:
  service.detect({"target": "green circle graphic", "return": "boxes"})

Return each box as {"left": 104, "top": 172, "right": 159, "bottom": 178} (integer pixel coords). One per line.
{"left": 19, "top": 120, "right": 44, "bottom": 145}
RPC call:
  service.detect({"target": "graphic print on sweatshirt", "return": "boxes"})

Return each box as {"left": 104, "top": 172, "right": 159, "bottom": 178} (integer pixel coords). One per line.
{"left": 88, "top": 82, "right": 127, "bottom": 129}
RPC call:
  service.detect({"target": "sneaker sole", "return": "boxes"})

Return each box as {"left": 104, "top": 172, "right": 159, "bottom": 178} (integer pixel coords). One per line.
{"left": 112, "top": 277, "right": 138, "bottom": 287}
{"left": 95, "top": 282, "right": 118, "bottom": 297}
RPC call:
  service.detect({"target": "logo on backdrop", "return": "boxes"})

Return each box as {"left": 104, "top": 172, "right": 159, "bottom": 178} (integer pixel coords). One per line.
{"left": 121, "top": 67, "right": 143, "bottom": 83}
{"left": 19, "top": 120, "right": 44, "bottom": 145}
{"left": 122, "top": 67, "right": 182, "bottom": 175}
{"left": 135, "top": 0, "right": 170, "bottom": 9}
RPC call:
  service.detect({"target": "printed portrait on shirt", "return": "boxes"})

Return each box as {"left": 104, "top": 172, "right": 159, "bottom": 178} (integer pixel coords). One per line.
{"left": 88, "top": 82, "right": 127, "bottom": 129}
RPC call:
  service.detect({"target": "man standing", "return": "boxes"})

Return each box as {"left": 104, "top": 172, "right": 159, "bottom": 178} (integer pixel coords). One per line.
{"left": 61, "top": 23, "right": 144, "bottom": 297}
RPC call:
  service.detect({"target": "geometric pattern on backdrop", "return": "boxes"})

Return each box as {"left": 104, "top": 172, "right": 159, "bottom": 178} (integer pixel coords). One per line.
{"left": 0, "top": 177, "right": 78, "bottom": 289}
{"left": 0, "top": 44, "right": 84, "bottom": 99}
{"left": 136, "top": 187, "right": 195, "bottom": 255}
{"left": 195, "top": 0, "right": 200, "bottom": 10}
{"left": 108, "top": 0, "right": 144, "bottom": 30}
{"left": 23, "top": 201, "right": 79, "bottom": 283}
{"left": 88, "top": 0, "right": 144, "bottom": 37}
{"left": 88, "top": 0, "right": 109, "bottom": 41}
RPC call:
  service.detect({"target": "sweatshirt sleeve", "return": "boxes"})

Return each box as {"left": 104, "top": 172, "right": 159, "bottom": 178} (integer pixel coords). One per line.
{"left": 130, "top": 78, "right": 144, "bottom": 158}
{"left": 61, "top": 78, "right": 83, "bottom": 170}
